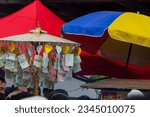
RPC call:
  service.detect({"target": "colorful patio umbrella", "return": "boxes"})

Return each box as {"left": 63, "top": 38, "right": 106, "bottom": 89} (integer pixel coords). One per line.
{"left": 101, "top": 12, "right": 150, "bottom": 78}
{"left": 62, "top": 11, "right": 127, "bottom": 78}
{"left": 62, "top": 11, "right": 150, "bottom": 79}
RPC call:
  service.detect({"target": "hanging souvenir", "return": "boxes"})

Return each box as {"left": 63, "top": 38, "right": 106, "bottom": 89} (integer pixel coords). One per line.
{"left": 39, "top": 73, "right": 48, "bottom": 87}
{"left": 74, "top": 55, "right": 82, "bottom": 63}
{"left": 8, "top": 42, "right": 16, "bottom": 53}
{"left": 22, "top": 79, "right": 32, "bottom": 88}
{"left": 44, "top": 44, "right": 52, "bottom": 54}
{"left": 9, "top": 72, "right": 17, "bottom": 86}
{"left": 57, "top": 71, "right": 64, "bottom": 82}
{"left": 66, "top": 67, "right": 73, "bottom": 80}
{"left": 18, "top": 54, "right": 30, "bottom": 70}
{"left": 41, "top": 78, "right": 53, "bottom": 89}
{"left": 4, "top": 53, "right": 16, "bottom": 71}
{"left": 36, "top": 44, "right": 43, "bottom": 55}
{"left": 73, "top": 47, "right": 82, "bottom": 73}
{"left": 25, "top": 78, "right": 33, "bottom": 88}
{"left": 54, "top": 45, "right": 62, "bottom": 70}
{"left": 65, "top": 54, "right": 74, "bottom": 67}
{"left": 48, "top": 63, "right": 56, "bottom": 81}
{"left": 2, "top": 54, "right": 7, "bottom": 63}
{"left": 27, "top": 46, "right": 34, "bottom": 64}
{"left": 62, "top": 46, "right": 70, "bottom": 55}
{"left": 33, "top": 55, "right": 42, "bottom": 68}
{"left": 42, "top": 53, "right": 49, "bottom": 68}
{"left": 4, "top": 70, "right": 10, "bottom": 79}
{"left": 10, "top": 58, "right": 19, "bottom": 72}
{"left": 42, "top": 66, "right": 49, "bottom": 73}
{"left": 17, "top": 77, "right": 24, "bottom": 86}
{"left": 22, "top": 71, "right": 32, "bottom": 80}
{"left": 13, "top": 48, "right": 20, "bottom": 56}
{"left": 0, "top": 53, "right": 5, "bottom": 68}
{"left": 41, "top": 44, "right": 51, "bottom": 73}
{"left": 73, "top": 63, "right": 82, "bottom": 73}
{"left": 62, "top": 46, "right": 69, "bottom": 71}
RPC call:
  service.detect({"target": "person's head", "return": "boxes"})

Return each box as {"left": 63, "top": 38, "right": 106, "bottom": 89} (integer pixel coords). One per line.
{"left": 77, "top": 95, "right": 91, "bottom": 100}
{"left": 0, "top": 77, "right": 6, "bottom": 93}
{"left": 126, "top": 89, "right": 147, "bottom": 100}
{"left": 27, "top": 88, "right": 34, "bottom": 94}
{"left": 48, "top": 89, "right": 69, "bottom": 100}
{"left": 43, "top": 88, "right": 53, "bottom": 98}
{"left": 17, "top": 85, "right": 28, "bottom": 92}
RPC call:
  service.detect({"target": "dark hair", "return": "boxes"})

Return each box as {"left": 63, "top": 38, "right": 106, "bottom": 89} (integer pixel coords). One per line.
{"left": 48, "top": 89, "right": 69, "bottom": 100}
{"left": 77, "top": 95, "right": 90, "bottom": 100}
{"left": 0, "top": 69, "right": 5, "bottom": 78}
{"left": 43, "top": 88, "right": 53, "bottom": 97}
{"left": 38, "top": 87, "right": 41, "bottom": 95}
{"left": 0, "top": 77, "right": 6, "bottom": 83}
{"left": 43, "top": 88, "right": 53, "bottom": 93}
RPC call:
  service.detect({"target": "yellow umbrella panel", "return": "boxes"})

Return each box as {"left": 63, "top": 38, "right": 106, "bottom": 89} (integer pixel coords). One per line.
{"left": 108, "top": 12, "right": 150, "bottom": 48}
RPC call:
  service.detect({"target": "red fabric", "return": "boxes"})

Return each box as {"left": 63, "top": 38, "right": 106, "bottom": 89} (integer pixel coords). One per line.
{"left": 79, "top": 50, "right": 150, "bottom": 79}
{"left": 0, "top": 0, "right": 65, "bottom": 38}
{"left": 63, "top": 31, "right": 108, "bottom": 54}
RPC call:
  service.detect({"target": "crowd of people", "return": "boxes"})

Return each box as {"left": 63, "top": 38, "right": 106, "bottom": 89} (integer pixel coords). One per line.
{"left": 0, "top": 70, "right": 148, "bottom": 100}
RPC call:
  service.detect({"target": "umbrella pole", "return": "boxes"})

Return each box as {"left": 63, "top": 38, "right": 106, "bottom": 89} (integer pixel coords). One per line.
{"left": 124, "top": 43, "right": 133, "bottom": 78}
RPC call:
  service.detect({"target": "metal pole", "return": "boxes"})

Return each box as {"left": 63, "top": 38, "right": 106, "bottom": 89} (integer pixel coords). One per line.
{"left": 124, "top": 43, "right": 133, "bottom": 78}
